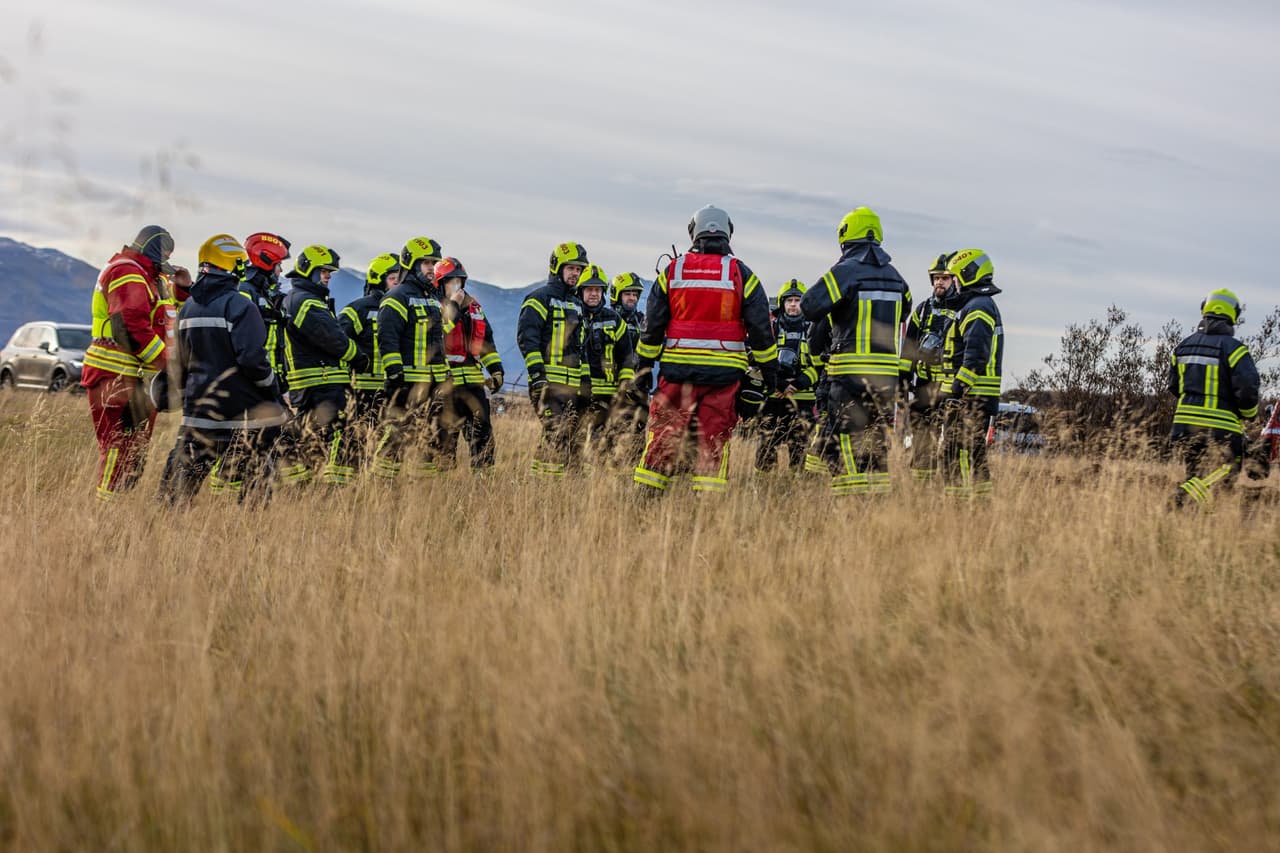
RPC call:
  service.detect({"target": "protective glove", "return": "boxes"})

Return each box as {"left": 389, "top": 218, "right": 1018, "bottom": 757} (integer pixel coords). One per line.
{"left": 759, "top": 360, "right": 780, "bottom": 395}
{"left": 527, "top": 367, "right": 548, "bottom": 405}
{"left": 485, "top": 371, "right": 504, "bottom": 393}
{"left": 627, "top": 363, "right": 653, "bottom": 406}
{"left": 149, "top": 370, "right": 173, "bottom": 412}
{"left": 349, "top": 352, "right": 371, "bottom": 374}
{"left": 580, "top": 376, "right": 593, "bottom": 398}
{"left": 383, "top": 364, "right": 407, "bottom": 396}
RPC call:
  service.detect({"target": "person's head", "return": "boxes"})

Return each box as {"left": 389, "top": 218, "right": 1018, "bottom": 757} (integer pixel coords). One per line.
{"left": 366, "top": 252, "right": 402, "bottom": 292}
{"left": 244, "top": 232, "right": 291, "bottom": 282}
{"left": 400, "top": 236, "right": 444, "bottom": 282}
{"left": 776, "top": 279, "right": 806, "bottom": 317}
{"left": 549, "top": 242, "right": 589, "bottom": 285}
{"left": 290, "top": 245, "right": 341, "bottom": 287}
{"left": 197, "top": 234, "right": 248, "bottom": 278}
{"left": 576, "top": 264, "right": 608, "bottom": 308}
{"left": 1201, "top": 288, "right": 1243, "bottom": 326}
{"left": 837, "top": 207, "right": 883, "bottom": 248}
{"left": 434, "top": 257, "right": 468, "bottom": 300}
{"left": 128, "top": 224, "right": 176, "bottom": 273}
{"left": 611, "top": 272, "right": 644, "bottom": 308}
{"left": 928, "top": 252, "right": 955, "bottom": 299}
{"left": 688, "top": 205, "right": 733, "bottom": 247}
{"left": 944, "top": 248, "right": 994, "bottom": 301}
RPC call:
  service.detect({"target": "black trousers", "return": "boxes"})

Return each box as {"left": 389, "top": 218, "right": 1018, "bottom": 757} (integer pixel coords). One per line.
{"left": 940, "top": 399, "right": 994, "bottom": 498}
{"left": 532, "top": 383, "right": 581, "bottom": 475}
{"left": 437, "top": 382, "right": 495, "bottom": 469}
{"left": 754, "top": 396, "right": 816, "bottom": 472}
{"left": 1170, "top": 425, "right": 1244, "bottom": 506}
{"left": 160, "top": 426, "right": 281, "bottom": 506}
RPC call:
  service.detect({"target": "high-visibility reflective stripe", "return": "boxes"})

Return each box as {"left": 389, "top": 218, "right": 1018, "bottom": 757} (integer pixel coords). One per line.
{"left": 181, "top": 412, "right": 289, "bottom": 429}
{"left": 1177, "top": 355, "right": 1219, "bottom": 367}
{"left": 179, "top": 317, "right": 233, "bottom": 330}
{"left": 669, "top": 255, "right": 735, "bottom": 291}
{"left": 858, "top": 290, "right": 904, "bottom": 302}
{"left": 137, "top": 336, "right": 165, "bottom": 364}
{"left": 1228, "top": 346, "right": 1250, "bottom": 368}
{"left": 634, "top": 467, "right": 670, "bottom": 489}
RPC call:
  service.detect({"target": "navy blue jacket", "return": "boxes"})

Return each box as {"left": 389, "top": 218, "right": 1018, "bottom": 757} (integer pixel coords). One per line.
{"left": 176, "top": 268, "right": 287, "bottom": 431}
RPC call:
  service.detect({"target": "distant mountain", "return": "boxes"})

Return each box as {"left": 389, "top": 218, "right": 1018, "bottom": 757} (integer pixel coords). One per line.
{"left": 0, "top": 237, "right": 99, "bottom": 343}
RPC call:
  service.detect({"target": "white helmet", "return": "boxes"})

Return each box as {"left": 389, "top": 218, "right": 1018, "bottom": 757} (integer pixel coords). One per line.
{"left": 688, "top": 205, "right": 734, "bottom": 241}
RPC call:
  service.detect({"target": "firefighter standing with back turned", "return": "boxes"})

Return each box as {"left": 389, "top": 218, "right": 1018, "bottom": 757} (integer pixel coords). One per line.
{"left": 1167, "top": 288, "right": 1260, "bottom": 507}
{"left": 800, "top": 207, "right": 911, "bottom": 496}
{"left": 632, "top": 205, "right": 778, "bottom": 496}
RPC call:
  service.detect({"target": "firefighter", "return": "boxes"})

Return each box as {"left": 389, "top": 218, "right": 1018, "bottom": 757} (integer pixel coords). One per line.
{"left": 1168, "top": 288, "right": 1260, "bottom": 507}
{"left": 437, "top": 256, "right": 504, "bottom": 470}
{"left": 373, "top": 236, "right": 449, "bottom": 480}
{"left": 900, "top": 252, "right": 959, "bottom": 482}
{"left": 609, "top": 271, "right": 649, "bottom": 460}
{"left": 280, "top": 244, "right": 363, "bottom": 485}
{"left": 81, "top": 225, "right": 186, "bottom": 501}
{"left": 1264, "top": 402, "right": 1280, "bottom": 467}
{"left": 575, "top": 264, "right": 634, "bottom": 460}
{"left": 518, "top": 242, "right": 589, "bottom": 477}
{"left": 339, "top": 252, "right": 400, "bottom": 466}
{"left": 936, "top": 249, "right": 1004, "bottom": 499}
{"left": 799, "top": 207, "right": 911, "bottom": 496}
{"left": 803, "top": 315, "right": 834, "bottom": 476}
{"left": 158, "top": 235, "right": 288, "bottom": 505}
{"left": 209, "top": 230, "right": 291, "bottom": 495}
{"left": 755, "top": 279, "right": 820, "bottom": 473}
{"left": 632, "top": 205, "right": 778, "bottom": 495}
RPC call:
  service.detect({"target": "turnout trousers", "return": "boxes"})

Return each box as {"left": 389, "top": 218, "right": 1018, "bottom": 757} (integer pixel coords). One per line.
{"left": 86, "top": 373, "right": 157, "bottom": 502}
{"left": 634, "top": 378, "right": 739, "bottom": 494}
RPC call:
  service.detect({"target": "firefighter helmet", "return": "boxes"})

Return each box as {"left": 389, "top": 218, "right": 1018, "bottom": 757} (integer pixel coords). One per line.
{"left": 837, "top": 207, "right": 883, "bottom": 245}
{"left": 611, "top": 272, "right": 644, "bottom": 304}
{"left": 928, "top": 253, "right": 954, "bottom": 278}
{"left": 549, "top": 242, "right": 589, "bottom": 277}
{"left": 1201, "top": 288, "right": 1243, "bottom": 324}
{"left": 434, "top": 256, "right": 468, "bottom": 287}
{"left": 290, "top": 245, "right": 341, "bottom": 279}
{"left": 947, "top": 249, "right": 994, "bottom": 290}
{"left": 129, "top": 224, "right": 176, "bottom": 273}
{"left": 244, "top": 232, "right": 291, "bottom": 272}
{"left": 400, "top": 236, "right": 444, "bottom": 272}
{"left": 688, "top": 205, "right": 733, "bottom": 241}
{"left": 366, "top": 253, "right": 401, "bottom": 289}
{"left": 197, "top": 234, "right": 248, "bottom": 274}
{"left": 776, "top": 278, "right": 806, "bottom": 308}
{"left": 575, "top": 263, "right": 609, "bottom": 293}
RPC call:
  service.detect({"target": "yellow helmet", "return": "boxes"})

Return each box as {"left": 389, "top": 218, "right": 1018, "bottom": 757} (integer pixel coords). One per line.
{"left": 611, "top": 272, "right": 644, "bottom": 304}
{"left": 776, "top": 278, "right": 806, "bottom": 308}
{"left": 575, "top": 263, "right": 609, "bottom": 292}
{"left": 549, "top": 242, "right": 589, "bottom": 276}
{"left": 366, "top": 253, "right": 401, "bottom": 289}
{"left": 946, "top": 249, "right": 994, "bottom": 289}
{"left": 1201, "top": 288, "right": 1242, "bottom": 324}
{"left": 837, "top": 207, "right": 883, "bottom": 245}
{"left": 928, "top": 253, "right": 954, "bottom": 277}
{"left": 197, "top": 234, "right": 248, "bottom": 274}
{"left": 400, "top": 236, "right": 443, "bottom": 271}
{"left": 291, "top": 245, "right": 341, "bottom": 279}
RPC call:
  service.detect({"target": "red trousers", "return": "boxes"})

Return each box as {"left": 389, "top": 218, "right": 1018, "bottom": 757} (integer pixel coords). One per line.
{"left": 86, "top": 373, "right": 157, "bottom": 501}
{"left": 634, "top": 378, "right": 739, "bottom": 493}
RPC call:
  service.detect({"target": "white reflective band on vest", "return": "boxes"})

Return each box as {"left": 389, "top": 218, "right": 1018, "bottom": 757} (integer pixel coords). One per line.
{"left": 1178, "top": 355, "right": 1219, "bottom": 366}
{"left": 664, "top": 337, "right": 746, "bottom": 351}
{"left": 857, "top": 290, "right": 902, "bottom": 301}
{"left": 668, "top": 255, "right": 736, "bottom": 291}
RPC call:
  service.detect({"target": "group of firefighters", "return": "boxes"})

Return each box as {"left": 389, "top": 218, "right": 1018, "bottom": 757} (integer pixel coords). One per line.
{"left": 77, "top": 205, "right": 1269, "bottom": 509}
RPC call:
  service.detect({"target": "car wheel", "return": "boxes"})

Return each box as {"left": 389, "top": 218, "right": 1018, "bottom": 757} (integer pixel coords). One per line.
{"left": 48, "top": 370, "right": 69, "bottom": 393}
{"left": 0, "top": 369, "right": 13, "bottom": 389}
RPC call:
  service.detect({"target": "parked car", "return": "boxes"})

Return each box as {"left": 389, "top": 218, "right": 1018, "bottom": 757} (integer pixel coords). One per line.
{"left": 987, "top": 401, "right": 1046, "bottom": 452}
{"left": 0, "top": 322, "right": 93, "bottom": 392}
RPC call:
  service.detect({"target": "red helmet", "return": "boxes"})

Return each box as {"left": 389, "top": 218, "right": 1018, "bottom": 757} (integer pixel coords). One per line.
{"left": 244, "top": 232, "right": 291, "bottom": 272}
{"left": 433, "top": 256, "right": 468, "bottom": 286}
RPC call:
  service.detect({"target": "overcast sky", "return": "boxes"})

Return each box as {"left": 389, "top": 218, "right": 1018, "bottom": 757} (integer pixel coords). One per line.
{"left": 2, "top": 0, "right": 1277, "bottom": 379}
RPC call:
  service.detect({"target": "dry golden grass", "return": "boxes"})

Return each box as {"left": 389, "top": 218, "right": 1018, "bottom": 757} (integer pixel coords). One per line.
{"left": 0, "top": 390, "right": 1277, "bottom": 852}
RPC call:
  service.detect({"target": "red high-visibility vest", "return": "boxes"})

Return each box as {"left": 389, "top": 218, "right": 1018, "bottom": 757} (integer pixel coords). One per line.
{"left": 663, "top": 253, "right": 745, "bottom": 366}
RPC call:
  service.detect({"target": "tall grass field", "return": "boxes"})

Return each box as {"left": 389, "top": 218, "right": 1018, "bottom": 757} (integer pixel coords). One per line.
{"left": 1, "top": 390, "right": 1277, "bottom": 851}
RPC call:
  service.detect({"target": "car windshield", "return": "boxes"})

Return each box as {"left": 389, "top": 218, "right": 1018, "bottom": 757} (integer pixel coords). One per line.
{"left": 57, "top": 328, "right": 92, "bottom": 350}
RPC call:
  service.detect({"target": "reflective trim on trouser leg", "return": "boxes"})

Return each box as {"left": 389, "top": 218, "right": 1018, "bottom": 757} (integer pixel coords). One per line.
{"left": 867, "top": 471, "right": 891, "bottom": 495}
{"left": 832, "top": 433, "right": 868, "bottom": 495}
{"left": 634, "top": 466, "right": 670, "bottom": 490}
{"left": 97, "top": 447, "right": 120, "bottom": 502}
{"left": 532, "top": 459, "right": 566, "bottom": 477}
{"left": 373, "top": 458, "right": 401, "bottom": 480}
